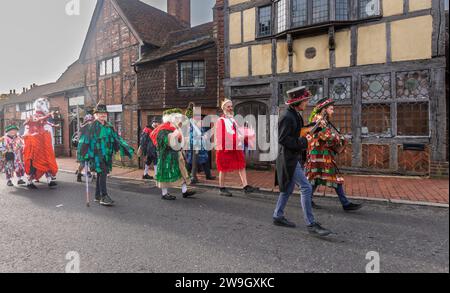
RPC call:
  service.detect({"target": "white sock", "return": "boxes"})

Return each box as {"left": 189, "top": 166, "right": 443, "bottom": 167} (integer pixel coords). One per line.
{"left": 144, "top": 164, "right": 149, "bottom": 176}
{"left": 154, "top": 165, "right": 158, "bottom": 176}
{"left": 162, "top": 188, "right": 168, "bottom": 196}
{"left": 46, "top": 176, "right": 52, "bottom": 184}
{"left": 182, "top": 183, "right": 188, "bottom": 194}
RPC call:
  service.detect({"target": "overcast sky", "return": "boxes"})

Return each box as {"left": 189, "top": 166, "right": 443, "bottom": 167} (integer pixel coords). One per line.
{"left": 0, "top": 0, "right": 215, "bottom": 94}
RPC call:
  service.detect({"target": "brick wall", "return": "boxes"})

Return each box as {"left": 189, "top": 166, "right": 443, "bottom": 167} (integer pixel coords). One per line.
{"left": 430, "top": 161, "right": 449, "bottom": 178}
{"left": 137, "top": 46, "right": 218, "bottom": 110}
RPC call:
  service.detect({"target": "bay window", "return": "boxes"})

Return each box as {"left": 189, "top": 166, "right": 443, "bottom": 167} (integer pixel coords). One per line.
{"left": 267, "top": 0, "right": 381, "bottom": 36}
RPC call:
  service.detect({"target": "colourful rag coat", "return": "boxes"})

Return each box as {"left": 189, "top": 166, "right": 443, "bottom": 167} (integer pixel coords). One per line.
{"left": 305, "top": 116, "right": 346, "bottom": 188}
{"left": 77, "top": 120, "right": 134, "bottom": 174}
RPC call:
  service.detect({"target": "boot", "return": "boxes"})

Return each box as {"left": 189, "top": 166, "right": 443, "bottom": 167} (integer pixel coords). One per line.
{"left": 307, "top": 223, "right": 332, "bottom": 237}
{"left": 7, "top": 180, "right": 13, "bottom": 187}
{"left": 220, "top": 188, "right": 233, "bottom": 197}
{"left": 183, "top": 190, "right": 196, "bottom": 198}
{"left": 77, "top": 173, "right": 82, "bottom": 183}
{"left": 100, "top": 194, "right": 115, "bottom": 206}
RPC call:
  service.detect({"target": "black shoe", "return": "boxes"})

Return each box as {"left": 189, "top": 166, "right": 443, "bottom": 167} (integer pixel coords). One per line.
{"left": 220, "top": 188, "right": 233, "bottom": 197}
{"left": 27, "top": 183, "right": 38, "bottom": 190}
{"left": 307, "top": 223, "right": 332, "bottom": 237}
{"left": 48, "top": 181, "right": 57, "bottom": 187}
{"left": 94, "top": 194, "right": 101, "bottom": 202}
{"left": 206, "top": 176, "right": 216, "bottom": 180}
{"left": 312, "top": 201, "right": 322, "bottom": 210}
{"left": 273, "top": 217, "right": 296, "bottom": 228}
{"left": 183, "top": 190, "right": 196, "bottom": 198}
{"left": 190, "top": 178, "right": 199, "bottom": 185}
{"left": 162, "top": 194, "right": 176, "bottom": 201}
{"left": 143, "top": 174, "right": 153, "bottom": 180}
{"left": 100, "top": 194, "right": 115, "bottom": 206}
{"left": 7, "top": 180, "right": 13, "bottom": 187}
{"left": 77, "top": 174, "right": 82, "bottom": 182}
{"left": 243, "top": 185, "right": 258, "bottom": 194}
{"left": 17, "top": 179, "right": 26, "bottom": 185}
{"left": 343, "top": 202, "right": 363, "bottom": 212}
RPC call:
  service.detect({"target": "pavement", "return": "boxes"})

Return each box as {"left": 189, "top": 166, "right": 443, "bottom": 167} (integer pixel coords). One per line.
{"left": 57, "top": 157, "right": 449, "bottom": 206}
{"left": 0, "top": 172, "right": 448, "bottom": 273}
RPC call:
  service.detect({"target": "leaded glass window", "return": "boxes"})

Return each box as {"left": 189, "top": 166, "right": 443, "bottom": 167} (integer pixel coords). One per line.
{"left": 179, "top": 61, "right": 205, "bottom": 88}
{"left": 362, "top": 73, "right": 392, "bottom": 101}
{"left": 313, "top": 0, "right": 329, "bottom": 23}
{"left": 258, "top": 6, "right": 272, "bottom": 37}
{"left": 361, "top": 103, "right": 392, "bottom": 135}
{"left": 279, "top": 81, "right": 299, "bottom": 105}
{"left": 329, "top": 77, "right": 352, "bottom": 101}
{"left": 302, "top": 79, "right": 324, "bottom": 106}
{"left": 276, "top": 0, "right": 288, "bottom": 33}
{"left": 397, "top": 102, "right": 429, "bottom": 136}
{"left": 359, "top": 0, "right": 381, "bottom": 19}
{"left": 292, "top": 0, "right": 308, "bottom": 27}
{"left": 336, "top": 0, "right": 349, "bottom": 21}
{"left": 396, "top": 70, "right": 430, "bottom": 100}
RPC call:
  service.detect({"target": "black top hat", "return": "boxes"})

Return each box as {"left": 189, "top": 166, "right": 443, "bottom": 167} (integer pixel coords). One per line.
{"left": 94, "top": 104, "right": 108, "bottom": 114}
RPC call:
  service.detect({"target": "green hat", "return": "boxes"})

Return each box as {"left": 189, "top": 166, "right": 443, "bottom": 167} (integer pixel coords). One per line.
{"left": 163, "top": 108, "right": 183, "bottom": 116}
{"left": 94, "top": 104, "right": 108, "bottom": 114}
{"left": 5, "top": 125, "right": 19, "bottom": 133}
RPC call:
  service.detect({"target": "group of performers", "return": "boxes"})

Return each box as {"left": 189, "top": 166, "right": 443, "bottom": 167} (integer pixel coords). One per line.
{"left": 1, "top": 90, "right": 362, "bottom": 237}
{"left": 0, "top": 97, "right": 58, "bottom": 189}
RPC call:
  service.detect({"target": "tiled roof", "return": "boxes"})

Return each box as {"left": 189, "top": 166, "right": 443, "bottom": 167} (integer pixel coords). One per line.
{"left": 136, "top": 22, "right": 215, "bottom": 64}
{"left": 46, "top": 61, "right": 85, "bottom": 96}
{"left": 113, "top": 0, "right": 187, "bottom": 47}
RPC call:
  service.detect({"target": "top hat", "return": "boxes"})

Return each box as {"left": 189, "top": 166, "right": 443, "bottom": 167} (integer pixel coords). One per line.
{"left": 285, "top": 86, "right": 311, "bottom": 105}
{"left": 94, "top": 104, "right": 108, "bottom": 114}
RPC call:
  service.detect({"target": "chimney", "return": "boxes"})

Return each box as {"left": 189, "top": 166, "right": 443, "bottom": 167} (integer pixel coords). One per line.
{"left": 10, "top": 90, "right": 12, "bottom": 94}
{"left": 23, "top": 87, "right": 26, "bottom": 93}
{"left": 13, "top": 89, "right": 16, "bottom": 94}
{"left": 167, "top": 0, "right": 191, "bottom": 27}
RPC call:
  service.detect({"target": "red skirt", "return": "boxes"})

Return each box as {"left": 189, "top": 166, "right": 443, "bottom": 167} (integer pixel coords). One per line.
{"left": 23, "top": 132, "right": 58, "bottom": 180}
{"left": 216, "top": 150, "right": 246, "bottom": 172}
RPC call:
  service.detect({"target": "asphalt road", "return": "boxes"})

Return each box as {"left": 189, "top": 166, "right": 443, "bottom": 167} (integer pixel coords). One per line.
{"left": 0, "top": 172, "right": 448, "bottom": 273}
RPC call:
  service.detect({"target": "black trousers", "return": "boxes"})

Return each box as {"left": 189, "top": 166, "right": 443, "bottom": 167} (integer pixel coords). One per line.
{"left": 95, "top": 171, "right": 108, "bottom": 196}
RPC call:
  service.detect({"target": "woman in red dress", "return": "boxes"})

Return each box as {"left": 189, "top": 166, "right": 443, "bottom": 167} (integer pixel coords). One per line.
{"left": 215, "top": 99, "right": 257, "bottom": 197}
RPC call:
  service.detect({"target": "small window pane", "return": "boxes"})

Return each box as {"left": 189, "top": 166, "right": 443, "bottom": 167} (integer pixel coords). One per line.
{"left": 329, "top": 77, "right": 352, "bottom": 102}
{"left": 276, "top": 0, "right": 287, "bottom": 33}
{"left": 360, "top": 0, "right": 380, "bottom": 18}
{"left": 292, "top": 0, "right": 307, "bottom": 27}
{"left": 106, "top": 59, "right": 113, "bottom": 75}
{"left": 396, "top": 70, "right": 430, "bottom": 100}
{"left": 278, "top": 81, "right": 299, "bottom": 105}
{"left": 258, "top": 6, "right": 272, "bottom": 37}
{"left": 362, "top": 103, "right": 391, "bottom": 135}
{"left": 397, "top": 102, "right": 429, "bottom": 136}
{"left": 113, "top": 57, "right": 120, "bottom": 73}
{"left": 332, "top": 105, "right": 352, "bottom": 134}
{"left": 313, "top": 0, "right": 329, "bottom": 23}
{"left": 99, "top": 61, "right": 106, "bottom": 76}
{"left": 362, "top": 73, "right": 392, "bottom": 101}
{"left": 302, "top": 79, "right": 324, "bottom": 106}
{"left": 336, "top": 0, "right": 349, "bottom": 21}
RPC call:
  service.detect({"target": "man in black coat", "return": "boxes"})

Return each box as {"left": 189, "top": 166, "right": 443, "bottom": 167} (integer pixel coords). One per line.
{"left": 273, "top": 86, "right": 332, "bottom": 237}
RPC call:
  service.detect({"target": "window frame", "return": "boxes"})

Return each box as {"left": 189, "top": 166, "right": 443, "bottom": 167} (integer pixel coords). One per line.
{"left": 177, "top": 60, "right": 206, "bottom": 89}
{"left": 98, "top": 56, "right": 121, "bottom": 77}
{"left": 259, "top": 0, "right": 382, "bottom": 38}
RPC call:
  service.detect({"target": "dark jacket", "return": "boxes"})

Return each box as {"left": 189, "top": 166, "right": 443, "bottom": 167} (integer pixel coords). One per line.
{"left": 140, "top": 128, "right": 157, "bottom": 163}
{"left": 275, "top": 106, "right": 309, "bottom": 192}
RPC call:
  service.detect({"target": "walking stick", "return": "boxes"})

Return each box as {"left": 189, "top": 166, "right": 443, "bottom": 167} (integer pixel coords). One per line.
{"left": 85, "top": 162, "right": 90, "bottom": 207}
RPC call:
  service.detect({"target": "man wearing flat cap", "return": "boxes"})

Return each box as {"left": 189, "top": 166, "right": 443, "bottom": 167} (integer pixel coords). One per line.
{"left": 273, "top": 86, "right": 332, "bottom": 237}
